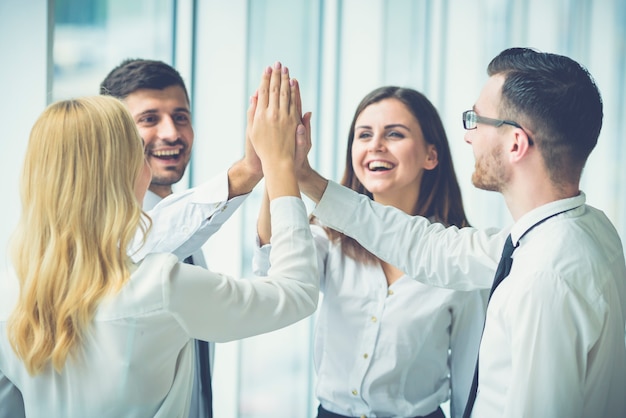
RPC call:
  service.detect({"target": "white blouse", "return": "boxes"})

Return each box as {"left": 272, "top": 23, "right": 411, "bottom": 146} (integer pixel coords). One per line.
{"left": 0, "top": 197, "right": 318, "bottom": 418}
{"left": 254, "top": 222, "right": 488, "bottom": 418}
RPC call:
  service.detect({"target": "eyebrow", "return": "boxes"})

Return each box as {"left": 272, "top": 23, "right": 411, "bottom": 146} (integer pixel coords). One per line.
{"left": 355, "top": 123, "right": 411, "bottom": 131}
{"left": 135, "top": 107, "right": 191, "bottom": 117}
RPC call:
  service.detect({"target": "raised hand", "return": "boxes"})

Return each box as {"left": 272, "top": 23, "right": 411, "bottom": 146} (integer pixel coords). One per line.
{"left": 248, "top": 62, "right": 302, "bottom": 200}
{"left": 241, "top": 90, "right": 263, "bottom": 180}
{"left": 294, "top": 111, "right": 313, "bottom": 180}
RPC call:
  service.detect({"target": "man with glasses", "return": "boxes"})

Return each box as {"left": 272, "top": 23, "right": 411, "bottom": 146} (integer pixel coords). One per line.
{"left": 292, "top": 47, "right": 626, "bottom": 417}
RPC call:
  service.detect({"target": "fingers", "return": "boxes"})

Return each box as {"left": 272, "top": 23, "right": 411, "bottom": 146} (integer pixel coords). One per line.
{"left": 303, "top": 111, "right": 312, "bottom": 153}
{"left": 292, "top": 78, "right": 302, "bottom": 119}
{"left": 256, "top": 65, "right": 272, "bottom": 113}
{"left": 247, "top": 91, "right": 258, "bottom": 132}
{"left": 294, "top": 123, "right": 308, "bottom": 164}
{"left": 294, "top": 111, "right": 313, "bottom": 179}
{"left": 248, "top": 62, "right": 297, "bottom": 165}
{"left": 280, "top": 64, "right": 291, "bottom": 112}
{"left": 269, "top": 61, "right": 283, "bottom": 110}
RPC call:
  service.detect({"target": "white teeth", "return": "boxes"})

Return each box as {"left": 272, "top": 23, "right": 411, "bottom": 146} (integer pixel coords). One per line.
{"left": 152, "top": 149, "right": 181, "bottom": 157}
{"left": 368, "top": 161, "right": 393, "bottom": 171}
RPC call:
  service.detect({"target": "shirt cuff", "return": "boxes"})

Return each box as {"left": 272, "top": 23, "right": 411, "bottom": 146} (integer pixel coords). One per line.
{"left": 312, "top": 180, "right": 361, "bottom": 234}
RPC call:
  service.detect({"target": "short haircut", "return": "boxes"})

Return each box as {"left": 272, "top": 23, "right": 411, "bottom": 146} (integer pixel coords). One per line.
{"left": 100, "top": 58, "right": 190, "bottom": 104}
{"left": 487, "top": 47, "right": 603, "bottom": 185}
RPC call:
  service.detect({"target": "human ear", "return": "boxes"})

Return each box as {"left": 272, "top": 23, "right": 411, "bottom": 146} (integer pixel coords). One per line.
{"left": 509, "top": 129, "right": 532, "bottom": 163}
{"left": 423, "top": 144, "right": 439, "bottom": 170}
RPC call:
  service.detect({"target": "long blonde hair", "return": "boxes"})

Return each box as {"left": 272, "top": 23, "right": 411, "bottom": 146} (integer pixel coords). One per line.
{"left": 8, "top": 96, "right": 148, "bottom": 375}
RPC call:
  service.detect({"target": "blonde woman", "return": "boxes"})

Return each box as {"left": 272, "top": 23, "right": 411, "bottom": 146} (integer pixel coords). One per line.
{"left": 0, "top": 63, "right": 317, "bottom": 418}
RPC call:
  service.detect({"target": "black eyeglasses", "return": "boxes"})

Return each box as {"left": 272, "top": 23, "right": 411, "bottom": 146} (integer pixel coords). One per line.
{"left": 462, "top": 110, "right": 533, "bottom": 145}
{"left": 462, "top": 109, "right": 522, "bottom": 130}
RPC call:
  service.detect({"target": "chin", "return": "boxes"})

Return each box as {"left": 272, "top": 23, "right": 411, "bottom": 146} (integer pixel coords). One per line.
{"left": 471, "top": 178, "right": 501, "bottom": 193}
{"left": 152, "top": 173, "right": 184, "bottom": 187}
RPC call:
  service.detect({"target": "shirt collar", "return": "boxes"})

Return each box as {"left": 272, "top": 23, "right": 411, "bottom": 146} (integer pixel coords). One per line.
{"left": 142, "top": 189, "right": 163, "bottom": 211}
{"left": 510, "top": 191, "right": 586, "bottom": 246}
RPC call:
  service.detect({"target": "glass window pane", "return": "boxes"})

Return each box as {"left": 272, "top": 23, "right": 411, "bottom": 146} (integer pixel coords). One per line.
{"left": 238, "top": 1, "right": 321, "bottom": 417}
{"left": 53, "top": 0, "right": 173, "bottom": 100}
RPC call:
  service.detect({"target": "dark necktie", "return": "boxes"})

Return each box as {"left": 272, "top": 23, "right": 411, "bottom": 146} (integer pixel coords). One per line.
{"left": 184, "top": 255, "right": 213, "bottom": 418}
{"left": 463, "top": 234, "right": 516, "bottom": 418}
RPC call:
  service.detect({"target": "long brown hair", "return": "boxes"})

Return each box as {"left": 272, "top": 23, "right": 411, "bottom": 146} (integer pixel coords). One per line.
{"left": 315, "top": 86, "right": 469, "bottom": 264}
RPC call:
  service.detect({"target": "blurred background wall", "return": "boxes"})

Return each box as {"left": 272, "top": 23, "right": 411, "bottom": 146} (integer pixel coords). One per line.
{"left": 2, "top": 1, "right": 624, "bottom": 416}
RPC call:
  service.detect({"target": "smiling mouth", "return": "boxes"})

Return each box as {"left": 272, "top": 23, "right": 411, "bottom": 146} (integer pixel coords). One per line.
{"left": 150, "top": 149, "right": 182, "bottom": 160}
{"left": 368, "top": 161, "right": 394, "bottom": 171}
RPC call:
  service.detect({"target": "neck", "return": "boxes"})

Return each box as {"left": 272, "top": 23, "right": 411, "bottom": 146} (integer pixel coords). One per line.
{"left": 149, "top": 184, "right": 173, "bottom": 199}
{"left": 504, "top": 178, "right": 579, "bottom": 221}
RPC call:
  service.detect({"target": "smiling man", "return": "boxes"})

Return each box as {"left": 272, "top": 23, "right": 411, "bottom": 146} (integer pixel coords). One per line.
{"left": 294, "top": 48, "right": 626, "bottom": 418}
{"left": 100, "top": 58, "right": 263, "bottom": 418}
{"left": 124, "top": 84, "right": 194, "bottom": 198}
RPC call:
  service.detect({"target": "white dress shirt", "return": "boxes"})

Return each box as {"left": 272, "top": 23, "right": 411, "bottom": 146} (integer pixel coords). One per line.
{"left": 140, "top": 171, "right": 243, "bottom": 418}
{"left": 312, "top": 180, "right": 626, "bottom": 418}
{"left": 132, "top": 170, "right": 247, "bottom": 264}
{"left": 0, "top": 197, "right": 319, "bottom": 418}
{"left": 254, "top": 222, "right": 487, "bottom": 418}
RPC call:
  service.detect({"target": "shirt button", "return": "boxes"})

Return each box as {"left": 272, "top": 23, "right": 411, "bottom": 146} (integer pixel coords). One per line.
{"left": 351, "top": 389, "right": 358, "bottom": 396}
{"left": 387, "top": 289, "right": 394, "bottom": 296}
{"left": 363, "top": 353, "right": 368, "bottom": 359}
{"left": 221, "top": 204, "right": 228, "bottom": 212}
{"left": 371, "top": 316, "right": 377, "bottom": 323}
{"left": 182, "top": 226, "right": 190, "bottom": 234}
{"left": 360, "top": 415, "right": 366, "bottom": 418}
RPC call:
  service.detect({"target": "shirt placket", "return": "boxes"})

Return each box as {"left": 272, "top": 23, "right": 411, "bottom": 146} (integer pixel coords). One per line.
{"left": 347, "top": 277, "right": 388, "bottom": 410}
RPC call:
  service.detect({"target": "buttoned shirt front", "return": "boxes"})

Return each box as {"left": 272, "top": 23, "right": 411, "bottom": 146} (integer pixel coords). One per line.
{"left": 254, "top": 222, "right": 488, "bottom": 418}
{"left": 313, "top": 181, "right": 626, "bottom": 418}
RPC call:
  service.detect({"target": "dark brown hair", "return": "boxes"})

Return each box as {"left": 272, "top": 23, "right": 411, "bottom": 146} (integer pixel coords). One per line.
{"left": 100, "top": 58, "right": 189, "bottom": 104}
{"left": 487, "top": 47, "right": 602, "bottom": 186}
{"left": 315, "top": 86, "right": 470, "bottom": 264}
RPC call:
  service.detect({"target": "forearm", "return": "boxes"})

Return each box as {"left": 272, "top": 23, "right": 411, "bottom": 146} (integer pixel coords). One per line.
{"left": 312, "top": 180, "right": 506, "bottom": 290}
{"left": 264, "top": 160, "right": 299, "bottom": 200}
{"left": 131, "top": 172, "right": 247, "bottom": 262}
{"left": 226, "top": 158, "right": 263, "bottom": 199}
{"left": 257, "top": 188, "right": 272, "bottom": 246}
{"left": 297, "top": 167, "right": 328, "bottom": 204}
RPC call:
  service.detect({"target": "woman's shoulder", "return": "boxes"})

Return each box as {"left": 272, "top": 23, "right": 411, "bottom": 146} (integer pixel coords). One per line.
{"left": 96, "top": 253, "right": 179, "bottom": 320}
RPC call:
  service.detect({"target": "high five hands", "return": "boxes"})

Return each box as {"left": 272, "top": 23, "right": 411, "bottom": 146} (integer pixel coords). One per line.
{"left": 247, "top": 62, "right": 311, "bottom": 200}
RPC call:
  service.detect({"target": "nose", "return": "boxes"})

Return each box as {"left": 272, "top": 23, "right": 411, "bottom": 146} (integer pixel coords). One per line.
{"left": 368, "top": 133, "right": 386, "bottom": 152}
{"left": 464, "top": 130, "right": 472, "bottom": 145}
{"left": 157, "top": 116, "right": 179, "bottom": 141}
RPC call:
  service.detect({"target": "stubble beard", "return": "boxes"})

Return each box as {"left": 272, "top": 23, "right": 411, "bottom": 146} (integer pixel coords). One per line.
{"left": 471, "top": 146, "right": 507, "bottom": 193}
{"left": 150, "top": 166, "right": 186, "bottom": 188}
